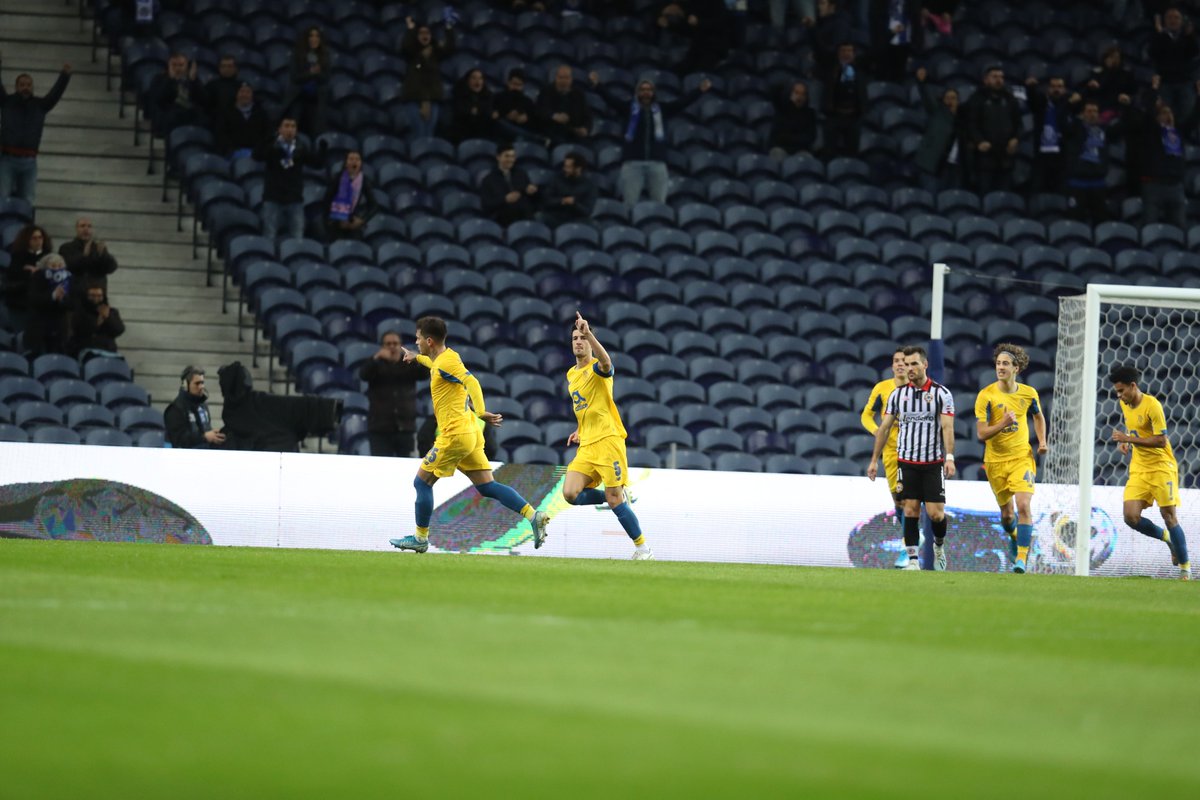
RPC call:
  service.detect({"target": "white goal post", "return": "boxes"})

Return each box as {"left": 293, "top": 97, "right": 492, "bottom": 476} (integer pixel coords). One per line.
{"left": 1046, "top": 284, "right": 1200, "bottom": 577}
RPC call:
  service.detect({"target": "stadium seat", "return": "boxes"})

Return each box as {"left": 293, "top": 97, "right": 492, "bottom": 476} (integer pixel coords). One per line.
{"left": 85, "top": 428, "right": 134, "bottom": 447}
{"left": 48, "top": 379, "right": 98, "bottom": 409}
{"left": 67, "top": 403, "right": 117, "bottom": 431}
{"left": 715, "top": 452, "right": 764, "bottom": 473}
{"left": 678, "top": 403, "right": 726, "bottom": 434}
{"left": 119, "top": 406, "right": 166, "bottom": 434}
{"left": 0, "top": 376, "right": 47, "bottom": 404}
{"left": 33, "top": 426, "right": 82, "bottom": 445}
{"left": 31, "top": 354, "right": 80, "bottom": 382}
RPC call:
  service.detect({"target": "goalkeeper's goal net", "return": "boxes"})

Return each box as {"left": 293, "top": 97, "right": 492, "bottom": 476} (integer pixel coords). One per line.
{"left": 1042, "top": 285, "right": 1200, "bottom": 577}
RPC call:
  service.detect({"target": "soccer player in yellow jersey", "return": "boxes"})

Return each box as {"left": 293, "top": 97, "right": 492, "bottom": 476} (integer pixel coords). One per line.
{"left": 974, "top": 344, "right": 1048, "bottom": 574}
{"left": 389, "top": 316, "right": 550, "bottom": 553}
{"left": 861, "top": 347, "right": 911, "bottom": 567}
{"left": 561, "top": 312, "right": 652, "bottom": 560}
{"left": 1109, "top": 364, "right": 1190, "bottom": 580}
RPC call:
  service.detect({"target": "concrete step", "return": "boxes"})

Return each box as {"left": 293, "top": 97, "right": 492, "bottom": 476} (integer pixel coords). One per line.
{"left": 0, "top": 39, "right": 96, "bottom": 59}
{"left": 0, "top": 1, "right": 85, "bottom": 20}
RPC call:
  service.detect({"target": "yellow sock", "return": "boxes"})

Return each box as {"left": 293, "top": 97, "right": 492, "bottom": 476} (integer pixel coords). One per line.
{"left": 1017, "top": 546, "right": 1030, "bottom": 561}
{"left": 519, "top": 504, "right": 535, "bottom": 521}
{"left": 633, "top": 535, "right": 645, "bottom": 547}
{"left": 415, "top": 526, "right": 430, "bottom": 542}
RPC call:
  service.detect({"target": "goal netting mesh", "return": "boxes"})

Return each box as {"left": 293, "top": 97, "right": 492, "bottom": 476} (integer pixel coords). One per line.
{"left": 1040, "top": 290, "right": 1200, "bottom": 577}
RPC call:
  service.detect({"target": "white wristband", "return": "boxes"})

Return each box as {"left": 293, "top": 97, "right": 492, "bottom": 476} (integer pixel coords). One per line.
{"left": 945, "top": 454, "right": 955, "bottom": 462}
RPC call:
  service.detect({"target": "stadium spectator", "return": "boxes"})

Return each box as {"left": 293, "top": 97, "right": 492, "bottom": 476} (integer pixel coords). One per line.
{"left": 921, "top": 0, "right": 958, "bottom": 35}
{"left": 768, "top": 81, "right": 819, "bottom": 160}
{"left": 164, "top": 366, "right": 224, "bottom": 449}
{"left": 448, "top": 68, "right": 496, "bottom": 143}
{"left": 3, "top": 223, "right": 51, "bottom": 332}
{"left": 1026, "top": 76, "right": 1079, "bottom": 195}
{"left": 203, "top": 54, "right": 241, "bottom": 121}
{"left": 283, "top": 27, "right": 330, "bottom": 136}
{"left": 870, "top": 0, "right": 923, "bottom": 80}
{"left": 361, "top": 330, "right": 426, "bottom": 457}
{"left": 69, "top": 280, "right": 124, "bottom": 359}
{"left": 822, "top": 43, "right": 867, "bottom": 158}
{"left": 493, "top": 68, "right": 545, "bottom": 144}
{"left": 1083, "top": 44, "right": 1139, "bottom": 121}
{"left": 400, "top": 14, "right": 457, "bottom": 141}
{"left": 662, "top": 0, "right": 732, "bottom": 75}
{"left": 1148, "top": 7, "right": 1199, "bottom": 126}
{"left": 963, "top": 65, "right": 1022, "bottom": 193}
{"left": 808, "top": 0, "right": 854, "bottom": 77}
{"left": 540, "top": 151, "right": 598, "bottom": 227}
{"left": 214, "top": 83, "right": 271, "bottom": 160}
{"left": 535, "top": 66, "right": 593, "bottom": 145}
{"left": 319, "top": 150, "right": 378, "bottom": 243}
{"left": 0, "top": 54, "right": 71, "bottom": 205}
{"left": 1063, "top": 99, "right": 1128, "bottom": 224}
{"left": 148, "top": 53, "right": 205, "bottom": 139}
{"left": 769, "top": 0, "right": 815, "bottom": 31}
{"left": 1137, "top": 92, "right": 1197, "bottom": 228}
{"left": 58, "top": 217, "right": 118, "bottom": 294}
{"left": 217, "top": 361, "right": 342, "bottom": 452}
{"left": 913, "top": 66, "right": 963, "bottom": 192}
{"left": 480, "top": 142, "right": 539, "bottom": 225}
{"left": 592, "top": 73, "right": 711, "bottom": 205}
{"left": 24, "top": 253, "right": 73, "bottom": 357}
{"left": 253, "top": 118, "right": 325, "bottom": 240}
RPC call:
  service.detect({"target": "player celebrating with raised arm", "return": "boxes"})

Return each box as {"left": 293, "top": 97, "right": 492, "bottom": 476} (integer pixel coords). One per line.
{"left": 1109, "top": 365, "right": 1190, "bottom": 580}
{"left": 390, "top": 316, "right": 549, "bottom": 553}
{"left": 975, "top": 344, "right": 1048, "bottom": 574}
{"left": 561, "top": 312, "right": 652, "bottom": 560}
{"left": 861, "top": 347, "right": 914, "bottom": 567}
{"left": 866, "top": 346, "right": 956, "bottom": 571}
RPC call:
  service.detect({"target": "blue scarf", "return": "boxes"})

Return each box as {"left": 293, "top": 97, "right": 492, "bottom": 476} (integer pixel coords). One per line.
{"left": 329, "top": 171, "right": 362, "bottom": 221}
{"left": 277, "top": 136, "right": 296, "bottom": 169}
{"left": 625, "top": 99, "right": 664, "bottom": 143}
{"left": 1162, "top": 125, "right": 1183, "bottom": 157}
{"left": 1080, "top": 124, "right": 1104, "bottom": 163}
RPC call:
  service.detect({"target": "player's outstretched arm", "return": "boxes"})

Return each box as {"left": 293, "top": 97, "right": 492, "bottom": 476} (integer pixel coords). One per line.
{"left": 576, "top": 311, "right": 612, "bottom": 373}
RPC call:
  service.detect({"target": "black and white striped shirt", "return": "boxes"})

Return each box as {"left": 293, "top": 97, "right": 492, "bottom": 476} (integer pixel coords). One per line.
{"left": 885, "top": 378, "right": 956, "bottom": 465}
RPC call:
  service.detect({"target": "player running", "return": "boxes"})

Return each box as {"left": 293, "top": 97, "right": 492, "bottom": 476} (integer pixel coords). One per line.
{"left": 974, "top": 344, "right": 1048, "bottom": 574}
{"left": 1109, "top": 364, "right": 1191, "bottom": 580}
{"left": 861, "top": 346, "right": 914, "bottom": 567}
{"left": 866, "top": 346, "right": 956, "bottom": 571}
{"left": 561, "top": 312, "right": 652, "bottom": 560}
{"left": 390, "top": 316, "right": 550, "bottom": 553}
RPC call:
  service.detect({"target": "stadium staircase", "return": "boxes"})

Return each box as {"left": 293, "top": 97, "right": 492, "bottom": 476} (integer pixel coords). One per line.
{"left": 2, "top": 0, "right": 270, "bottom": 427}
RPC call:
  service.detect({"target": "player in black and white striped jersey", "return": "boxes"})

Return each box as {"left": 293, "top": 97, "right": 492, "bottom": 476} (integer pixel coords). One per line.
{"left": 866, "top": 346, "right": 957, "bottom": 571}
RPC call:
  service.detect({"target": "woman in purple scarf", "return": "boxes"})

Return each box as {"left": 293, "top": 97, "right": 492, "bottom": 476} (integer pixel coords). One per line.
{"left": 321, "top": 151, "right": 378, "bottom": 243}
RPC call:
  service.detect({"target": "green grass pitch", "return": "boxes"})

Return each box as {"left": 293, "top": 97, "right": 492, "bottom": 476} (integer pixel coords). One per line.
{"left": 1, "top": 540, "right": 1198, "bottom": 798}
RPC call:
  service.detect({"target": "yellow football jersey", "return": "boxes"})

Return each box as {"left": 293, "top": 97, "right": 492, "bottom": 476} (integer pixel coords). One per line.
{"left": 416, "top": 348, "right": 484, "bottom": 436}
{"left": 1121, "top": 393, "right": 1177, "bottom": 474}
{"left": 567, "top": 357, "right": 626, "bottom": 446}
{"left": 862, "top": 378, "right": 903, "bottom": 448}
{"left": 975, "top": 382, "right": 1042, "bottom": 463}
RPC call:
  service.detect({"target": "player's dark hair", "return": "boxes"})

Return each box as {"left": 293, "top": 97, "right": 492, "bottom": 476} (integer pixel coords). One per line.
{"left": 993, "top": 343, "right": 1030, "bottom": 372}
{"left": 901, "top": 345, "right": 928, "bottom": 363}
{"left": 1109, "top": 364, "right": 1140, "bottom": 385}
{"left": 416, "top": 316, "right": 448, "bottom": 343}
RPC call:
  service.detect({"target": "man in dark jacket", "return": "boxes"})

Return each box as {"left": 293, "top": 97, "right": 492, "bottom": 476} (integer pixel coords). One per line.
{"left": 769, "top": 81, "right": 819, "bottom": 159}
{"left": 808, "top": 0, "right": 853, "bottom": 77}
{"left": 164, "top": 366, "right": 225, "bottom": 449}
{"left": 0, "top": 55, "right": 71, "bottom": 205}
{"left": 1026, "top": 75, "right": 1077, "bottom": 195}
{"left": 592, "top": 73, "right": 711, "bottom": 205}
{"left": 479, "top": 142, "right": 539, "bottom": 225}
{"left": 1138, "top": 96, "right": 1198, "bottom": 229}
{"left": 494, "top": 68, "right": 543, "bottom": 144}
{"left": 535, "top": 65, "right": 593, "bottom": 145}
{"left": 361, "top": 331, "right": 426, "bottom": 457}
{"left": 963, "top": 66, "right": 1022, "bottom": 194}
{"left": 218, "top": 361, "right": 342, "bottom": 452}
{"left": 58, "top": 217, "right": 118, "bottom": 294}
{"left": 1148, "top": 7, "right": 1199, "bottom": 126}
{"left": 215, "top": 83, "right": 270, "bottom": 159}
{"left": 913, "top": 67, "right": 963, "bottom": 193}
{"left": 540, "top": 152, "right": 599, "bottom": 227}
{"left": 1062, "top": 99, "right": 1128, "bottom": 225}
{"left": 147, "top": 52, "right": 206, "bottom": 138}
{"left": 203, "top": 55, "right": 241, "bottom": 121}
{"left": 24, "top": 253, "right": 72, "bottom": 357}
{"left": 252, "top": 117, "right": 325, "bottom": 239}
{"left": 70, "top": 281, "right": 125, "bottom": 357}
{"left": 822, "top": 43, "right": 868, "bottom": 158}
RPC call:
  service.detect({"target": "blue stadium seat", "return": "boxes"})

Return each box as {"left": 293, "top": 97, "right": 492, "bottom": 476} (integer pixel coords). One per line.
{"left": 0, "top": 423, "right": 29, "bottom": 442}
{"left": 708, "top": 380, "right": 756, "bottom": 410}
{"left": 696, "top": 427, "right": 743, "bottom": 452}
{"left": 0, "top": 376, "right": 46, "bottom": 405}
{"left": 678, "top": 403, "right": 726, "bottom": 434}
{"left": 31, "top": 354, "right": 81, "bottom": 382}
{"left": 727, "top": 406, "right": 774, "bottom": 434}
{"left": 67, "top": 403, "right": 117, "bottom": 431}
{"left": 33, "top": 426, "right": 81, "bottom": 445}
{"left": 715, "top": 452, "right": 764, "bottom": 473}
{"left": 85, "top": 428, "right": 134, "bottom": 447}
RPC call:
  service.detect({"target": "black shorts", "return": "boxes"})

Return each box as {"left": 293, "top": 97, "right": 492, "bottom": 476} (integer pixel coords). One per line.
{"left": 897, "top": 462, "right": 946, "bottom": 503}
